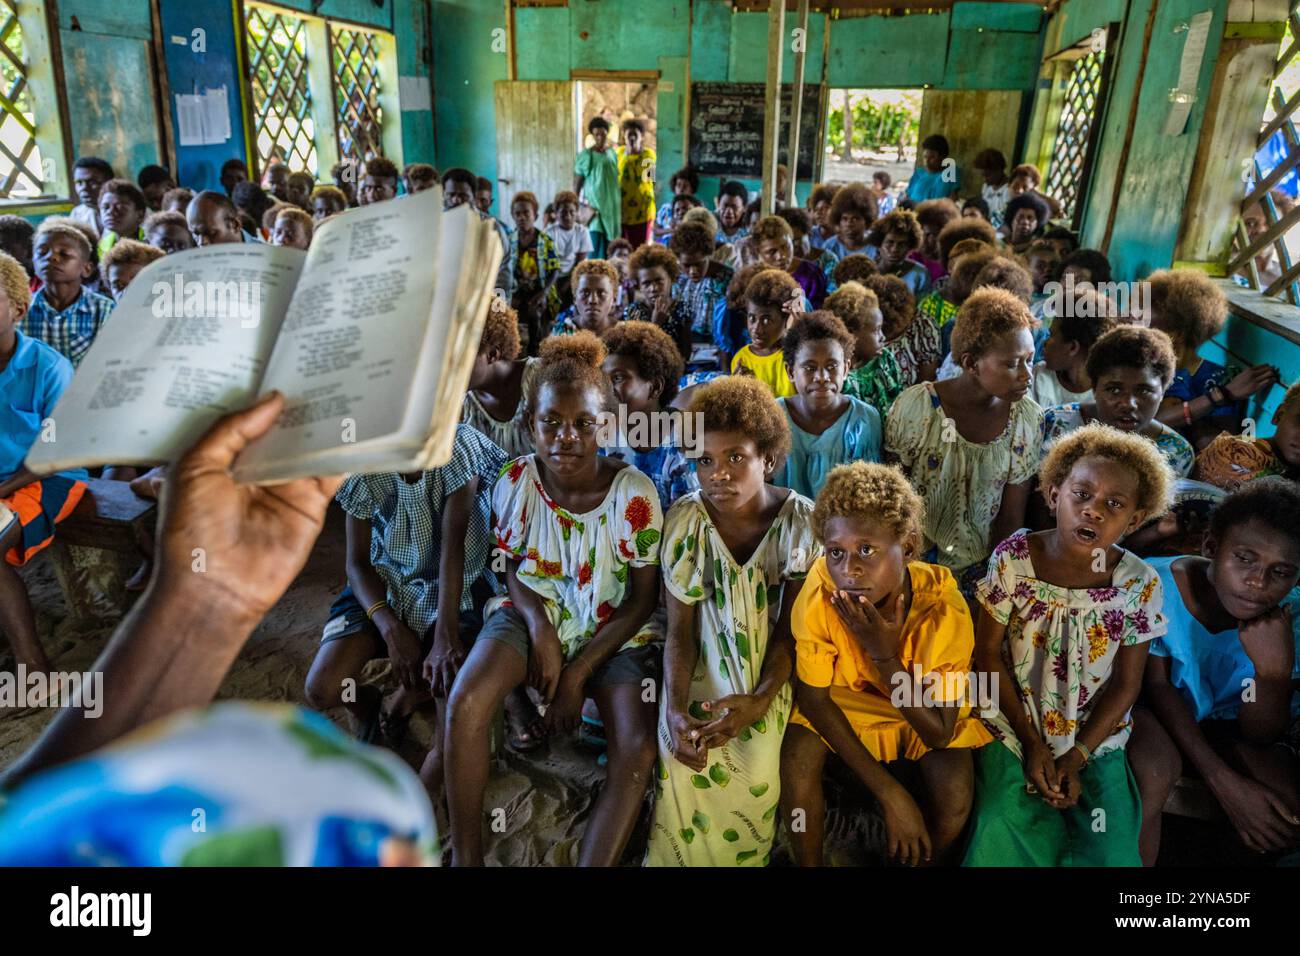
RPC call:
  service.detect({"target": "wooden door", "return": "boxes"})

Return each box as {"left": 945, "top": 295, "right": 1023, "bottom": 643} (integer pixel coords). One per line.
{"left": 494, "top": 81, "right": 576, "bottom": 214}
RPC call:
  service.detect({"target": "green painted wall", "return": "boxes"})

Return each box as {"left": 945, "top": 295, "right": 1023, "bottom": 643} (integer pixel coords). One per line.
{"left": 431, "top": 0, "right": 507, "bottom": 186}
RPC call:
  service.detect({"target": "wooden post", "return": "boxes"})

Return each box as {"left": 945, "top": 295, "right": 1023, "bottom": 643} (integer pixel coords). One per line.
{"left": 785, "top": 0, "right": 809, "bottom": 207}
{"left": 761, "top": 0, "right": 785, "bottom": 215}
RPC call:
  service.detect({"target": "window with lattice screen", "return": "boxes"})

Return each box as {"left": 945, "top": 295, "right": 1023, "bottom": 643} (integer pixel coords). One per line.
{"left": 1233, "top": 4, "right": 1300, "bottom": 305}
{"left": 0, "top": 1, "right": 48, "bottom": 200}
{"left": 244, "top": 4, "right": 317, "bottom": 177}
{"left": 330, "top": 25, "right": 384, "bottom": 165}
{"left": 1043, "top": 47, "right": 1106, "bottom": 223}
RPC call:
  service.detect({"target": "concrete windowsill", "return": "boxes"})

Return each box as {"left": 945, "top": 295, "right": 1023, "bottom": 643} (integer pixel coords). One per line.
{"left": 1215, "top": 279, "right": 1300, "bottom": 347}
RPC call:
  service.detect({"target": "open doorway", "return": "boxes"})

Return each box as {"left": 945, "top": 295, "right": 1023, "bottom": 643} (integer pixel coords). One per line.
{"left": 575, "top": 78, "right": 657, "bottom": 153}
{"left": 824, "top": 88, "right": 921, "bottom": 195}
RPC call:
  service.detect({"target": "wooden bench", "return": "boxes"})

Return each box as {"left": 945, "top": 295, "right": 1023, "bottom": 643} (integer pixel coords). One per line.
{"left": 47, "top": 477, "right": 157, "bottom": 621}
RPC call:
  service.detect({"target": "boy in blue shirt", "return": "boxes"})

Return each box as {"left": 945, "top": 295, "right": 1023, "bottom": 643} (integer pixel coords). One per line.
{"left": 0, "top": 251, "right": 86, "bottom": 674}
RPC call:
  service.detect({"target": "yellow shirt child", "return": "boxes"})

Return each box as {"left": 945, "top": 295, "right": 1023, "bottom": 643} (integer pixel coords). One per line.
{"left": 731, "top": 346, "right": 795, "bottom": 399}
{"left": 790, "top": 556, "right": 993, "bottom": 762}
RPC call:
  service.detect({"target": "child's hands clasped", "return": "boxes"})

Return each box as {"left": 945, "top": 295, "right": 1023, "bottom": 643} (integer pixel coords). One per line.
{"left": 696, "top": 693, "right": 768, "bottom": 748}
{"left": 831, "top": 590, "right": 905, "bottom": 664}
{"left": 1021, "top": 737, "right": 1065, "bottom": 804}
{"left": 379, "top": 614, "right": 424, "bottom": 691}
{"left": 666, "top": 705, "right": 710, "bottom": 772}
{"left": 544, "top": 663, "right": 589, "bottom": 734}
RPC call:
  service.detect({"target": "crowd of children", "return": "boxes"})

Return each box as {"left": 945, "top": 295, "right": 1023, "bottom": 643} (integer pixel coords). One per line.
{"left": 2, "top": 137, "right": 1299, "bottom": 870}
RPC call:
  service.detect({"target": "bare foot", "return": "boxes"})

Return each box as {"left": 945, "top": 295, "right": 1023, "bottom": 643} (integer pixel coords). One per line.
{"left": 504, "top": 685, "right": 546, "bottom": 752}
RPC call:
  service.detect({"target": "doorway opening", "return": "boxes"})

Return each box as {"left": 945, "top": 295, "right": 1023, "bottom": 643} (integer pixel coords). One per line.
{"left": 824, "top": 88, "right": 922, "bottom": 195}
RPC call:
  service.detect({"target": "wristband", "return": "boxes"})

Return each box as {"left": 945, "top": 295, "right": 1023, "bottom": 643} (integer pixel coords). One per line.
{"left": 364, "top": 599, "right": 390, "bottom": 620}
{"left": 1209, "top": 384, "right": 1232, "bottom": 408}
{"left": 1072, "top": 740, "right": 1092, "bottom": 765}
{"left": 1182, "top": 400, "right": 1193, "bottom": 426}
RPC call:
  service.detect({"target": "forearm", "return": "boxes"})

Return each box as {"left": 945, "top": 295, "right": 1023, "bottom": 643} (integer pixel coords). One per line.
{"left": 1145, "top": 680, "right": 1234, "bottom": 786}
{"left": 664, "top": 597, "right": 700, "bottom": 713}
{"left": 0, "top": 581, "right": 259, "bottom": 791}
{"left": 0, "top": 467, "right": 39, "bottom": 500}
{"left": 505, "top": 563, "right": 552, "bottom": 636}
{"left": 1156, "top": 394, "right": 1214, "bottom": 428}
{"left": 977, "top": 644, "right": 1039, "bottom": 749}
{"left": 434, "top": 484, "right": 473, "bottom": 631}
{"left": 877, "top": 658, "right": 959, "bottom": 747}
{"left": 1236, "top": 675, "right": 1294, "bottom": 743}
{"left": 570, "top": 571, "right": 660, "bottom": 677}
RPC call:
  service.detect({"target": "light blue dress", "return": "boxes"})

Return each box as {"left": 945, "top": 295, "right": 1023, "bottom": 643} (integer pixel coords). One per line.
{"left": 772, "top": 395, "right": 882, "bottom": 499}
{"left": 1146, "top": 557, "right": 1300, "bottom": 723}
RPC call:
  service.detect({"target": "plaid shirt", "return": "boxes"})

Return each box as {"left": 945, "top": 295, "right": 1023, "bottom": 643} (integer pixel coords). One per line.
{"left": 20, "top": 286, "right": 115, "bottom": 369}
{"left": 334, "top": 424, "right": 506, "bottom": 634}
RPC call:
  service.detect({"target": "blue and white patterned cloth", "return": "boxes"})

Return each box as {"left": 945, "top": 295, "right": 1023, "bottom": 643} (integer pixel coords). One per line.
{"left": 0, "top": 703, "right": 440, "bottom": 866}
{"left": 602, "top": 442, "right": 699, "bottom": 513}
{"left": 335, "top": 424, "right": 506, "bottom": 634}
{"left": 20, "top": 286, "right": 115, "bottom": 368}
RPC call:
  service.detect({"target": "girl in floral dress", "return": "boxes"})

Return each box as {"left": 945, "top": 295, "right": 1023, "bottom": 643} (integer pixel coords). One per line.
{"left": 646, "top": 376, "right": 818, "bottom": 866}
{"left": 965, "top": 424, "right": 1174, "bottom": 866}
{"left": 443, "top": 332, "right": 664, "bottom": 867}
{"left": 884, "top": 289, "right": 1043, "bottom": 598}
{"left": 863, "top": 273, "right": 940, "bottom": 388}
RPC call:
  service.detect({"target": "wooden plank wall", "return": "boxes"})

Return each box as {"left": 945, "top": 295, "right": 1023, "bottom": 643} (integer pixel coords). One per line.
{"left": 493, "top": 80, "right": 576, "bottom": 215}
{"left": 919, "top": 89, "right": 1024, "bottom": 200}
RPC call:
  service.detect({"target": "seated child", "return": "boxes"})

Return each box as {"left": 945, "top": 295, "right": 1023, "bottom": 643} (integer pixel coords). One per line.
{"left": 773, "top": 310, "right": 882, "bottom": 500}
{"left": 1149, "top": 269, "right": 1279, "bottom": 450}
{"left": 832, "top": 252, "right": 878, "bottom": 290}
{"left": 304, "top": 423, "right": 505, "bottom": 746}
{"left": 286, "top": 170, "right": 317, "bottom": 209}
{"left": 1130, "top": 478, "right": 1300, "bottom": 863}
{"left": 870, "top": 209, "right": 932, "bottom": 297}
{"left": 552, "top": 259, "right": 619, "bottom": 337}
{"left": 1192, "top": 381, "right": 1300, "bottom": 491}
{"left": 730, "top": 267, "right": 802, "bottom": 399}
{"left": 271, "top": 207, "right": 313, "bottom": 250}
{"left": 600, "top": 320, "right": 698, "bottom": 511}
{"left": 908, "top": 199, "right": 960, "bottom": 284}
{"left": 885, "top": 288, "right": 1043, "bottom": 596}
{"left": 821, "top": 182, "right": 878, "bottom": 261}
{"left": 402, "top": 163, "right": 437, "bottom": 196}
{"left": 624, "top": 243, "right": 692, "bottom": 363}
{"left": 0, "top": 216, "right": 36, "bottom": 292}
{"left": 606, "top": 236, "right": 635, "bottom": 310}
{"left": 1032, "top": 286, "right": 1119, "bottom": 409}
{"left": 751, "top": 215, "right": 828, "bottom": 309}
{"left": 0, "top": 252, "right": 86, "bottom": 674}
{"left": 652, "top": 166, "right": 700, "bottom": 242}
{"left": 782, "top": 462, "right": 993, "bottom": 866}
{"left": 161, "top": 186, "right": 195, "bottom": 214}
{"left": 863, "top": 273, "right": 937, "bottom": 387}
{"left": 824, "top": 281, "right": 904, "bottom": 415}
{"left": 101, "top": 239, "right": 164, "bottom": 302}
{"left": 445, "top": 333, "right": 664, "bottom": 867}
{"left": 646, "top": 376, "right": 817, "bottom": 866}
{"left": 95, "top": 178, "right": 148, "bottom": 259}
{"left": 1024, "top": 238, "right": 1061, "bottom": 328}
{"left": 22, "top": 220, "right": 115, "bottom": 368}
{"left": 70, "top": 156, "right": 113, "bottom": 235}
{"left": 310, "top": 185, "right": 348, "bottom": 222}
{"left": 462, "top": 298, "right": 538, "bottom": 459}
{"left": 965, "top": 423, "right": 1174, "bottom": 866}
{"left": 143, "top": 210, "right": 195, "bottom": 255}
{"left": 509, "top": 191, "right": 561, "bottom": 354}
{"left": 714, "top": 180, "right": 751, "bottom": 246}
{"left": 544, "top": 189, "right": 593, "bottom": 308}
{"left": 922, "top": 247, "right": 998, "bottom": 367}
{"left": 807, "top": 183, "right": 841, "bottom": 249}
{"left": 1042, "top": 326, "right": 1194, "bottom": 478}
{"left": 914, "top": 217, "right": 998, "bottom": 330}
{"left": 669, "top": 221, "right": 734, "bottom": 369}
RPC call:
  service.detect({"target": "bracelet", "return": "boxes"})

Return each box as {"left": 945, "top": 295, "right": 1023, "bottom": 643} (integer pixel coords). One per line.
{"left": 364, "top": 599, "right": 390, "bottom": 620}
{"left": 1072, "top": 740, "right": 1092, "bottom": 765}
{"left": 1182, "top": 400, "right": 1193, "bottom": 426}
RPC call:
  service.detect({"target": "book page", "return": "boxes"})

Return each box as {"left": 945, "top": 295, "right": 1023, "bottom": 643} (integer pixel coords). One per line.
{"left": 234, "top": 188, "right": 450, "bottom": 481}
{"left": 26, "top": 243, "right": 303, "bottom": 473}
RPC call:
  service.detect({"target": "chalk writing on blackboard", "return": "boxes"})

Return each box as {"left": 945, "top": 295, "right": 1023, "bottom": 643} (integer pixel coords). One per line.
{"left": 688, "top": 83, "right": 822, "bottom": 180}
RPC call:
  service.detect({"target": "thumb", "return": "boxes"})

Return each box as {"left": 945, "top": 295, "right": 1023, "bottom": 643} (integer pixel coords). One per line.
{"left": 703, "top": 696, "right": 738, "bottom": 712}
{"left": 185, "top": 391, "right": 285, "bottom": 470}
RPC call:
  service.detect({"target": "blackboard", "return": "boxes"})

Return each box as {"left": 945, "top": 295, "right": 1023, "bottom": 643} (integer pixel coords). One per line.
{"left": 688, "top": 82, "right": 824, "bottom": 181}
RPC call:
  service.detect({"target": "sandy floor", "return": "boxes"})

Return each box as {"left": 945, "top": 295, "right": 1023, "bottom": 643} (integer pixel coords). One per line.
{"left": 0, "top": 503, "right": 888, "bottom": 866}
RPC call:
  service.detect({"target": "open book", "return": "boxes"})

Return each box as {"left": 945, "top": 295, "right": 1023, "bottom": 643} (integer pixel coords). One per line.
{"left": 25, "top": 187, "right": 503, "bottom": 483}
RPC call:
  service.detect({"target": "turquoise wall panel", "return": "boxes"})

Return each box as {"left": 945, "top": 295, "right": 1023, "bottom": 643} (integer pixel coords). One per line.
{"left": 516, "top": 7, "right": 571, "bottom": 81}
{"left": 826, "top": 14, "right": 949, "bottom": 88}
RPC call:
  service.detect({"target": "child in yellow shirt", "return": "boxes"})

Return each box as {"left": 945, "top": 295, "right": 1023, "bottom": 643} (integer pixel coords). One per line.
{"left": 781, "top": 462, "right": 992, "bottom": 866}
{"left": 730, "top": 268, "right": 800, "bottom": 398}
